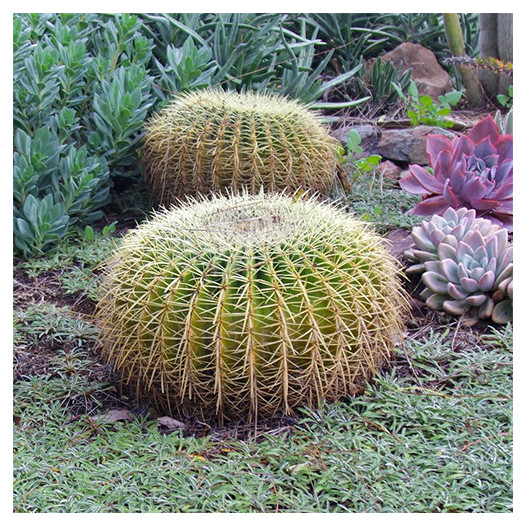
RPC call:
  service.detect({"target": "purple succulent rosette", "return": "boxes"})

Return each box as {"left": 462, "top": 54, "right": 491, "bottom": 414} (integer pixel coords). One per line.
{"left": 404, "top": 207, "right": 500, "bottom": 274}
{"left": 419, "top": 225, "right": 513, "bottom": 324}
{"left": 399, "top": 115, "right": 513, "bottom": 230}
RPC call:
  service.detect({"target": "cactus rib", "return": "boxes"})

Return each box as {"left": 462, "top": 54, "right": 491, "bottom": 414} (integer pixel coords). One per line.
{"left": 96, "top": 192, "right": 409, "bottom": 422}
{"left": 141, "top": 89, "right": 340, "bottom": 204}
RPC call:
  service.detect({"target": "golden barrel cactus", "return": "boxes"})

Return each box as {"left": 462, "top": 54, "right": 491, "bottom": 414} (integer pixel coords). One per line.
{"left": 140, "top": 89, "right": 340, "bottom": 204}
{"left": 96, "top": 192, "right": 408, "bottom": 423}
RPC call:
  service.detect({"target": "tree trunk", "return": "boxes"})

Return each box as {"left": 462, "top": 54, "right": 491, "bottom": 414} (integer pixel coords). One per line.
{"left": 478, "top": 14, "right": 499, "bottom": 97}
{"left": 497, "top": 13, "right": 513, "bottom": 95}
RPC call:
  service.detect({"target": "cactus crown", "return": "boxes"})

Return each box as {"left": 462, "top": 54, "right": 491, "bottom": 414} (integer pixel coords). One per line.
{"left": 141, "top": 89, "right": 339, "bottom": 205}
{"left": 96, "top": 192, "right": 409, "bottom": 423}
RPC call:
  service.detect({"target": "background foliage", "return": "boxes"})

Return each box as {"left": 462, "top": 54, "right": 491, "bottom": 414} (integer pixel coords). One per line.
{"left": 13, "top": 13, "right": 480, "bottom": 256}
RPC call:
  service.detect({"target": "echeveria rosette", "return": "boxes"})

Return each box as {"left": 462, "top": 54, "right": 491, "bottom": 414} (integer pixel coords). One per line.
{"left": 405, "top": 207, "right": 500, "bottom": 274}
{"left": 420, "top": 228, "right": 513, "bottom": 325}
{"left": 491, "top": 276, "right": 513, "bottom": 324}
{"left": 399, "top": 115, "right": 513, "bottom": 230}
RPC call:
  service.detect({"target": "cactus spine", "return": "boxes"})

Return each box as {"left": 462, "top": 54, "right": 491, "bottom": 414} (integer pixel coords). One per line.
{"left": 141, "top": 89, "right": 340, "bottom": 205}
{"left": 96, "top": 192, "right": 408, "bottom": 423}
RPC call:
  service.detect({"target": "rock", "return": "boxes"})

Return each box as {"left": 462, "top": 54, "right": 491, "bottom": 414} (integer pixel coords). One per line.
{"left": 380, "top": 42, "right": 453, "bottom": 99}
{"left": 377, "top": 126, "right": 457, "bottom": 165}
{"left": 332, "top": 124, "right": 381, "bottom": 157}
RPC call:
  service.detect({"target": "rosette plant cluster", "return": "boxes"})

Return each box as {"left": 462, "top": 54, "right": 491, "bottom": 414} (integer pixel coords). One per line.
{"left": 405, "top": 207, "right": 513, "bottom": 325}
{"left": 399, "top": 115, "right": 513, "bottom": 230}
{"left": 96, "top": 192, "right": 408, "bottom": 423}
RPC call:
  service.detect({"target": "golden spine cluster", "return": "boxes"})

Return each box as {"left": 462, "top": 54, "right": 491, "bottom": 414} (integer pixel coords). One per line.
{"left": 96, "top": 192, "right": 409, "bottom": 423}
{"left": 140, "top": 89, "right": 339, "bottom": 205}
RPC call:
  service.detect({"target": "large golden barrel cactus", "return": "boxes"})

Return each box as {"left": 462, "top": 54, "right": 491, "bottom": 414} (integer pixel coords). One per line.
{"left": 96, "top": 192, "right": 408, "bottom": 423}
{"left": 140, "top": 89, "right": 340, "bottom": 205}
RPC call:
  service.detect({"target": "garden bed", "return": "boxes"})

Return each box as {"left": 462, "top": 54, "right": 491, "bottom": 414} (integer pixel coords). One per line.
{"left": 13, "top": 170, "right": 513, "bottom": 511}
{"left": 13, "top": 12, "right": 512, "bottom": 513}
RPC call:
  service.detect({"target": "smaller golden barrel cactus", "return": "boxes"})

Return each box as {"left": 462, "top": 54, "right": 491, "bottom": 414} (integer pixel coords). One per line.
{"left": 96, "top": 192, "right": 409, "bottom": 423}
{"left": 140, "top": 89, "right": 340, "bottom": 205}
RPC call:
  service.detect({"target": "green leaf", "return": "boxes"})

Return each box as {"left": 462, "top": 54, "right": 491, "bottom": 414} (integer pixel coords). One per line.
{"left": 443, "top": 90, "right": 462, "bottom": 106}
{"left": 391, "top": 82, "right": 405, "bottom": 100}
{"left": 346, "top": 130, "right": 363, "bottom": 155}
{"left": 419, "top": 95, "right": 434, "bottom": 108}
{"left": 84, "top": 225, "right": 95, "bottom": 241}
{"left": 496, "top": 94, "right": 508, "bottom": 106}
{"left": 309, "top": 97, "right": 370, "bottom": 110}
{"left": 15, "top": 217, "right": 33, "bottom": 239}
{"left": 102, "top": 221, "right": 117, "bottom": 236}
{"left": 408, "top": 80, "right": 419, "bottom": 98}
{"left": 407, "top": 110, "right": 419, "bottom": 126}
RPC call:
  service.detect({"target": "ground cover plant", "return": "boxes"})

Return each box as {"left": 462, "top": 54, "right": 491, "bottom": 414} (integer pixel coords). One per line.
{"left": 13, "top": 12, "right": 512, "bottom": 513}
{"left": 13, "top": 242, "right": 513, "bottom": 511}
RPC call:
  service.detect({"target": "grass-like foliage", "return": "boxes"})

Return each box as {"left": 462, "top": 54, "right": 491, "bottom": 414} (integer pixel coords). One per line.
{"left": 336, "top": 177, "right": 422, "bottom": 233}
{"left": 13, "top": 323, "right": 512, "bottom": 512}
{"left": 96, "top": 192, "right": 408, "bottom": 423}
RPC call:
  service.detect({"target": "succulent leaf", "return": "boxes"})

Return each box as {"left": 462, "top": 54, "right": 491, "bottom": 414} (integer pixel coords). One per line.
{"left": 447, "top": 282, "right": 468, "bottom": 300}
{"left": 477, "top": 298, "right": 495, "bottom": 319}
{"left": 429, "top": 228, "right": 446, "bottom": 247}
{"left": 440, "top": 258, "right": 459, "bottom": 282}
{"left": 437, "top": 242, "right": 457, "bottom": 261}
{"left": 411, "top": 230, "right": 438, "bottom": 253}
{"left": 425, "top": 293, "right": 448, "bottom": 310}
{"left": 494, "top": 264, "right": 513, "bottom": 288}
{"left": 478, "top": 270, "right": 496, "bottom": 292}
{"left": 426, "top": 134, "right": 452, "bottom": 164}
{"left": 442, "top": 299, "right": 469, "bottom": 315}
{"left": 422, "top": 271, "right": 449, "bottom": 294}
{"left": 399, "top": 115, "right": 513, "bottom": 229}
{"left": 457, "top": 262, "right": 469, "bottom": 281}
{"left": 468, "top": 115, "right": 501, "bottom": 143}
{"left": 459, "top": 277, "right": 480, "bottom": 293}
{"left": 465, "top": 294, "right": 488, "bottom": 307}
{"left": 492, "top": 300, "right": 512, "bottom": 324}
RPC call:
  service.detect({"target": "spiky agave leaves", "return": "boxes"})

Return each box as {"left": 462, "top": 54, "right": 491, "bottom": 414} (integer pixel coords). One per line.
{"left": 96, "top": 192, "right": 409, "bottom": 423}
{"left": 141, "top": 89, "right": 340, "bottom": 205}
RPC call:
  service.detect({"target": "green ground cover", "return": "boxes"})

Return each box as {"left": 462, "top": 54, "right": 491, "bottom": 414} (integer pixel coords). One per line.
{"left": 13, "top": 226, "right": 513, "bottom": 513}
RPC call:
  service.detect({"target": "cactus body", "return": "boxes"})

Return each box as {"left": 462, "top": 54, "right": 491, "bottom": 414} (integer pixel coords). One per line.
{"left": 141, "top": 90, "right": 339, "bottom": 205}
{"left": 96, "top": 192, "right": 408, "bottom": 422}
